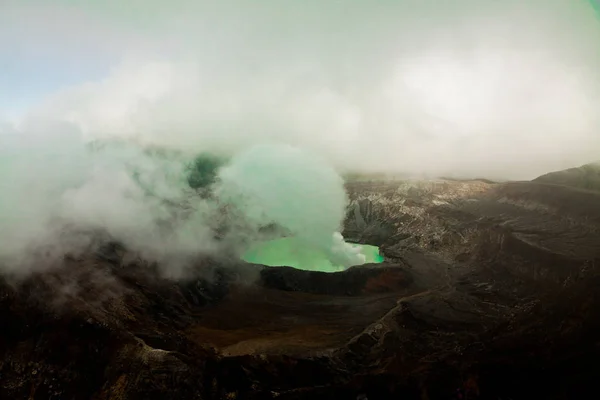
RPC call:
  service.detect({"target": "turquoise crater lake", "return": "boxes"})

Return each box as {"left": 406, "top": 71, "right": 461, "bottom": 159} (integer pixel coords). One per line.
{"left": 242, "top": 237, "right": 384, "bottom": 272}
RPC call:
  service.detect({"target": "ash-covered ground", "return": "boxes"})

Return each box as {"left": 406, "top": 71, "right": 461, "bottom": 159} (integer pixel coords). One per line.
{"left": 2, "top": 170, "right": 600, "bottom": 400}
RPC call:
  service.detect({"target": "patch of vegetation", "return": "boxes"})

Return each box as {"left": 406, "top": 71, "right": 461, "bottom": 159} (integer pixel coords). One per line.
{"left": 187, "top": 153, "right": 228, "bottom": 189}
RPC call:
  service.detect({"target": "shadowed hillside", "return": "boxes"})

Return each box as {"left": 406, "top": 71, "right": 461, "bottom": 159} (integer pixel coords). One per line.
{"left": 534, "top": 162, "right": 600, "bottom": 192}
{"left": 2, "top": 177, "right": 600, "bottom": 399}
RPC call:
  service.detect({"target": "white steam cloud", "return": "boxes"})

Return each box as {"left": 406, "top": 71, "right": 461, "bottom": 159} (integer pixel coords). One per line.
{"left": 215, "top": 144, "right": 365, "bottom": 268}
{"left": 1, "top": 0, "right": 600, "bottom": 275}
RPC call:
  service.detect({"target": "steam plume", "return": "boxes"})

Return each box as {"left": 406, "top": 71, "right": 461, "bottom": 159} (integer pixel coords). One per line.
{"left": 1, "top": 0, "right": 600, "bottom": 275}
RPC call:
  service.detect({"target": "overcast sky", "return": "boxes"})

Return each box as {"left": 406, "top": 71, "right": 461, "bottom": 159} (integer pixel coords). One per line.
{"left": 1, "top": 0, "right": 600, "bottom": 179}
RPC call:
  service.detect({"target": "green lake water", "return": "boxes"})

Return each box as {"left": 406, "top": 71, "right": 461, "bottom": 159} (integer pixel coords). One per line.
{"left": 242, "top": 237, "right": 384, "bottom": 272}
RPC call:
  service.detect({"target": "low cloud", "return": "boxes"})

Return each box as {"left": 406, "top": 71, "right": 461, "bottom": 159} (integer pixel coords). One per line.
{"left": 1, "top": 0, "right": 599, "bottom": 276}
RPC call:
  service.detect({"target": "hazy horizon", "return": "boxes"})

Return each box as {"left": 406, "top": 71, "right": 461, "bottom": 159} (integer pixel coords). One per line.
{"left": 1, "top": 0, "right": 599, "bottom": 180}
{"left": 1, "top": 0, "right": 600, "bottom": 279}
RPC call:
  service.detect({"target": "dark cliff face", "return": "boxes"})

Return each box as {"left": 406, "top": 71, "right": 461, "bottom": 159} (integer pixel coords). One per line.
{"left": 2, "top": 178, "right": 600, "bottom": 399}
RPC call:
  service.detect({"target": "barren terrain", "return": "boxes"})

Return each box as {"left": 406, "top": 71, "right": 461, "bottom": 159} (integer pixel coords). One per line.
{"left": 2, "top": 176, "right": 600, "bottom": 399}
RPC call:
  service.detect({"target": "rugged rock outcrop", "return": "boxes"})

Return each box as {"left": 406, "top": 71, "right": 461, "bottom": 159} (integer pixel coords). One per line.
{"left": 2, "top": 178, "right": 600, "bottom": 399}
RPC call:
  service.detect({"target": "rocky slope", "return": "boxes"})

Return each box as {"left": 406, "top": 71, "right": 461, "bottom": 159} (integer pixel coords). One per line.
{"left": 2, "top": 178, "right": 600, "bottom": 399}
{"left": 534, "top": 162, "right": 600, "bottom": 192}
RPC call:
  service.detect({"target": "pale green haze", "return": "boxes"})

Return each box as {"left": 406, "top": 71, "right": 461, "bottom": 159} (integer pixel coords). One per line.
{"left": 1, "top": 0, "right": 599, "bottom": 276}
{"left": 214, "top": 144, "right": 372, "bottom": 270}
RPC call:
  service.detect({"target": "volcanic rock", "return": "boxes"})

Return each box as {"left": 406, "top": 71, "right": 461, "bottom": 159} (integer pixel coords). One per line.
{"left": 2, "top": 177, "right": 600, "bottom": 399}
